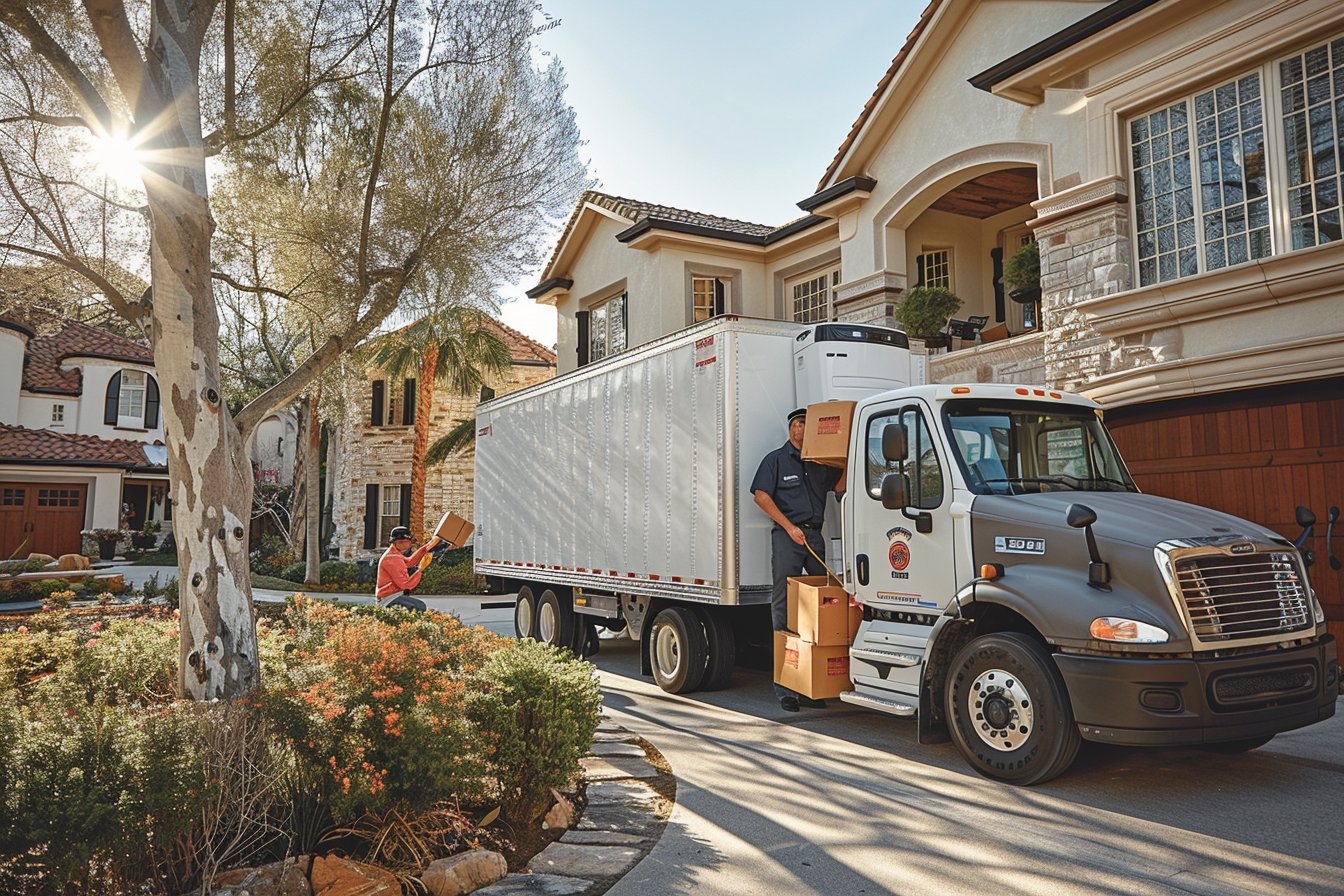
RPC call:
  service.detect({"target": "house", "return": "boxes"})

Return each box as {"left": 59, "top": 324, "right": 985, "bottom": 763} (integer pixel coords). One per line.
{"left": 331, "top": 318, "right": 557, "bottom": 560}
{"left": 528, "top": 0, "right": 1344, "bottom": 644}
{"left": 0, "top": 316, "right": 169, "bottom": 557}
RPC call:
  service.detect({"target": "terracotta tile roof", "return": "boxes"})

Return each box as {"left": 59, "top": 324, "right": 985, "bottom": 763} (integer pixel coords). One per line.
{"left": 818, "top": 0, "right": 942, "bottom": 190}
{"left": 0, "top": 424, "right": 154, "bottom": 468}
{"left": 19, "top": 318, "right": 153, "bottom": 396}
{"left": 485, "top": 317, "right": 555, "bottom": 366}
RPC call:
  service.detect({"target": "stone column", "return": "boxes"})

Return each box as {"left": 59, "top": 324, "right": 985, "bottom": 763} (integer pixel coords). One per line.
{"left": 833, "top": 271, "right": 905, "bottom": 328}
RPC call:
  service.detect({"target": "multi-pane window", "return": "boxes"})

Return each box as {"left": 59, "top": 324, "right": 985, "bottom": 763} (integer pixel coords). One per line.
{"left": 789, "top": 267, "right": 839, "bottom": 323}
{"left": 1129, "top": 33, "right": 1344, "bottom": 287}
{"left": 118, "top": 370, "right": 146, "bottom": 425}
{"left": 590, "top": 293, "right": 627, "bottom": 362}
{"left": 1282, "top": 38, "right": 1344, "bottom": 249}
{"left": 51, "top": 404, "right": 64, "bottom": 424}
{"left": 379, "top": 485, "right": 402, "bottom": 545}
{"left": 917, "top": 249, "right": 953, "bottom": 289}
{"left": 692, "top": 277, "right": 728, "bottom": 322}
{"left": 37, "top": 488, "right": 80, "bottom": 507}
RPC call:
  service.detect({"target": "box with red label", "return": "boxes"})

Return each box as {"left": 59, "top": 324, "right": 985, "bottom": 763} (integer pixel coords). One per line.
{"left": 788, "top": 575, "right": 857, "bottom": 646}
{"left": 775, "top": 632, "right": 850, "bottom": 699}
{"left": 800, "top": 400, "right": 855, "bottom": 468}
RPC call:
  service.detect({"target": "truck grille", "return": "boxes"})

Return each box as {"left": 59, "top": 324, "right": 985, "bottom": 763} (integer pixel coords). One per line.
{"left": 1210, "top": 664, "right": 1316, "bottom": 709}
{"left": 1173, "top": 552, "right": 1311, "bottom": 643}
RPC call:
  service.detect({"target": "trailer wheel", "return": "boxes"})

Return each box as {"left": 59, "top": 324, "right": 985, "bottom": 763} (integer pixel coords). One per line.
{"left": 649, "top": 607, "right": 707, "bottom": 694}
{"left": 536, "top": 589, "right": 574, "bottom": 649}
{"left": 945, "top": 632, "right": 1080, "bottom": 785}
{"left": 514, "top": 586, "right": 537, "bottom": 640}
{"left": 694, "top": 606, "right": 736, "bottom": 690}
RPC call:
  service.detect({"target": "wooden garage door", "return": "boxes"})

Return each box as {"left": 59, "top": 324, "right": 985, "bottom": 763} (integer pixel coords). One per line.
{"left": 0, "top": 482, "right": 88, "bottom": 559}
{"left": 1106, "top": 378, "right": 1344, "bottom": 645}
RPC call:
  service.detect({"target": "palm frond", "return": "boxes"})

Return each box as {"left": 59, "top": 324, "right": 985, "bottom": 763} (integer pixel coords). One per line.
{"left": 425, "top": 418, "right": 476, "bottom": 465}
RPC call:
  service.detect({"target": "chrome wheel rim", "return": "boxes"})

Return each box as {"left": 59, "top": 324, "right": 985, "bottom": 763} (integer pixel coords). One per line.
{"left": 653, "top": 623, "right": 682, "bottom": 680}
{"left": 967, "top": 667, "right": 1034, "bottom": 752}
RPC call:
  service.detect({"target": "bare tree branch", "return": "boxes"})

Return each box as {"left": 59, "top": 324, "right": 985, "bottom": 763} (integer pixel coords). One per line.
{"left": 82, "top": 0, "right": 148, "bottom": 116}
{"left": 0, "top": 3, "right": 116, "bottom": 133}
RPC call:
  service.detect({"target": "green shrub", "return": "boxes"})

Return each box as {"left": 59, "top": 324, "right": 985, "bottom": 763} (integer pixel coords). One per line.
{"left": 0, "top": 628, "right": 78, "bottom": 688}
{"left": 141, "top": 571, "right": 163, "bottom": 601}
{"left": 894, "top": 285, "right": 963, "bottom": 338}
{"left": 467, "top": 639, "right": 602, "bottom": 823}
{"left": 319, "top": 560, "right": 361, "bottom": 584}
{"left": 278, "top": 561, "right": 307, "bottom": 583}
{"left": 0, "top": 559, "right": 46, "bottom": 576}
{"left": 162, "top": 577, "right": 179, "bottom": 610}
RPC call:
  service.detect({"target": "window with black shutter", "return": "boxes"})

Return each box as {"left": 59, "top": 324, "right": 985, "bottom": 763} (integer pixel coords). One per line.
{"left": 363, "top": 484, "right": 379, "bottom": 549}
{"left": 402, "top": 378, "right": 416, "bottom": 426}
{"left": 370, "top": 380, "right": 385, "bottom": 427}
{"left": 104, "top": 372, "right": 122, "bottom": 425}
{"left": 145, "top": 375, "right": 160, "bottom": 429}
{"left": 399, "top": 484, "right": 411, "bottom": 528}
{"left": 576, "top": 310, "right": 590, "bottom": 367}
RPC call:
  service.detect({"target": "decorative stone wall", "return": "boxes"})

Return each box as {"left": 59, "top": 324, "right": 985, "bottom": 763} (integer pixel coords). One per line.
{"left": 928, "top": 332, "right": 1048, "bottom": 385}
{"left": 332, "top": 362, "right": 555, "bottom": 560}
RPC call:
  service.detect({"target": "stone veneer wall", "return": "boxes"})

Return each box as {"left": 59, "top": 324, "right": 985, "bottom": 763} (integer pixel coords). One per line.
{"left": 928, "top": 332, "right": 1048, "bottom": 385}
{"left": 333, "top": 362, "right": 555, "bottom": 560}
{"left": 1034, "top": 185, "right": 1136, "bottom": 395}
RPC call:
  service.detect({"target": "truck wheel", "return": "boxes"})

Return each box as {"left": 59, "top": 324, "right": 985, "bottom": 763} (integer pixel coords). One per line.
{"left": 514, "top": 586, "right": 537, "bottom": 640}
{"left": 536, "top": 589, "right": 574, "bottom": 649}
{"left": 945, "top": 632, "right": 1080, "bottom": 785}
{"left": 694, "top": 606, "right": 736, "bottom": 690}
{"left": 649, "top": 607, "right": 707, "bottom": 694}
{"left": 1201, "top": 735, "right": 1274, "bottom": 754}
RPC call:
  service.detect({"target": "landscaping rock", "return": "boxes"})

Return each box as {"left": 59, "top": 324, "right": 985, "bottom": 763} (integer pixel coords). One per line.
{"left": 309, "top": 856, "right": 399, "bottom": 896}
{"left": 582, "top": 781, "right": 660, "bottom": 807}
{"left": 472, "top": 874, "right": 591, "bottom": 896}
{"left": 27, "top": 553, "right": 55, "bottom": 565}
{"left": 421, "top": 849, "right": 508, "bottom": 896}
{"left": 543, "top": 789, "right": 574, "bottom": 831}
{"left": 577, "top": 756, "right": 657, "bottom": 780}
{"left": 209, "top": 856, "right": 312, "bottom": 895}
{"left": 574, "top": 803, "right": 664, "bottom": 839}
{"left": 559, "top": 830, "right": 648, "bottom": 847}
{"left": 528, "top": 843, "right": 641, "bottom": 879}
{"left": 54, "top": 554, "right": 88, "bottom": 571}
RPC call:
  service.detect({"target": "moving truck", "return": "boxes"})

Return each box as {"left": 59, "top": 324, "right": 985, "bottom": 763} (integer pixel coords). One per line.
{"left": 475, "top": 317, "right": 1337, "bottom": 784}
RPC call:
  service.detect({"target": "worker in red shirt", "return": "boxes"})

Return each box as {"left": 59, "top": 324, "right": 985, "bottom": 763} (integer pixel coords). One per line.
{"left": 376, "top": 526, "right": 440, "bottom": 610}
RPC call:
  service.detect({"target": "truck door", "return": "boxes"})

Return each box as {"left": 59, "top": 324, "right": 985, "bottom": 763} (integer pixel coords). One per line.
{"left": 849, "top": 399, "right": 957, "bottom": 635}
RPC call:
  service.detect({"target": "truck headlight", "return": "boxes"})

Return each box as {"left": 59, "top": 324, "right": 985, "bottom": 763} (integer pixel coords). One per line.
{"left": 1090, "top": 617, "right": 1170, "bottom": 644}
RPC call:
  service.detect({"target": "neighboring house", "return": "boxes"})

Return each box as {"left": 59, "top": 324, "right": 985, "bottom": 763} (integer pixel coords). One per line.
{"left": 529, "top": 0, "right": 1344, "bottom": 642}
{"left": 331, "top": 318, "right": 557, "bottom": 560}
{"left": 0, "top": 317, "right": 169, "bottom": 557}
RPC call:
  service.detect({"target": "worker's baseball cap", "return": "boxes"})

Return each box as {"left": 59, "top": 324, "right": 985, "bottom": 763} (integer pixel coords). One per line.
{"left": 389, "top": 526, "right": 413, "bottom": 542}
{"left": 787, "top": 407, "right": 807, "bottom": 423}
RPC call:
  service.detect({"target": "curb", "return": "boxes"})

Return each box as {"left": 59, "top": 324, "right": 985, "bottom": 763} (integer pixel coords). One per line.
{"left": 475, "top": 716, "right": 672, "bottom": 895}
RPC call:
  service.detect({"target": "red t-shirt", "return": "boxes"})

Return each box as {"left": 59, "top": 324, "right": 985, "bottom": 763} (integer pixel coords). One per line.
{"left": 376, "top": 542, "right": 431, "bottom": 601}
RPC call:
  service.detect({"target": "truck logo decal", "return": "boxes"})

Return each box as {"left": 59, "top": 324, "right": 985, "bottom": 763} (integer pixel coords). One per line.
{"left": 477, "top": 424, "right": 492, "bottom": 437}
{"left": 1229, "top": 542, "right": 1254, "bottom": 554}
{"left": 875, "top": 592, "right": 938, "bottom": 608}
{"left": 995, "top": 535, "right": 1045, "bottom": 555}
{"left": 889, "top": 541, "right": 910, "bottom": 571}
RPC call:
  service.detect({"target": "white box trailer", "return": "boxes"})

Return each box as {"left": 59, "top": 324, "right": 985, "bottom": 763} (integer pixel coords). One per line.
{"left": 474, "top": 316, "right": 913, "bottom": 686}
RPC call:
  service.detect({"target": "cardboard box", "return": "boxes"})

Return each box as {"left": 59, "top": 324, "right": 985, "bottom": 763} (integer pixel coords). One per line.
{"left": 432, "top": 512, "right": 475, "bottom": 547}
{"left": 788, "top": 575, "right": 859, "bottom": 646}
{"left": 775, "top": 632, "right": 851, "bottom": 699}
{"left": 801, "top": 400, "right": 856, "bottom": 468}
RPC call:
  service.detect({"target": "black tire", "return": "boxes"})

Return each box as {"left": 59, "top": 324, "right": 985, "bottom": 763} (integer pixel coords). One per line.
{"left": 1200, "top": 735, "right": 1275, "bottom": 754}
{"left": 648, "top": 607, "right": 707, "bottom": 694}
{"left": 513, "top": 585, "right": 537, "bottom": 640}
{"left": 694, "top": 606, "right": 736, "bottom": 691}
{"left": 536, "top": 588, "right": 574, "bottom": 649}
{"left": 945, "top": 632, "right": 1080, "bottom": 785}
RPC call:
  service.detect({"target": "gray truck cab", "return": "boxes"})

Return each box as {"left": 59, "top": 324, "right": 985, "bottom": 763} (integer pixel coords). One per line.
{"left": 843, "top": 383, "right": 1337, "bottom": 784}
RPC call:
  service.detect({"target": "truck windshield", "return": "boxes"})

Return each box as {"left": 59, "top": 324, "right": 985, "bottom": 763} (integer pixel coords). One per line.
{"left": 943, "top": 400, "right": 1138, "bottom": 496}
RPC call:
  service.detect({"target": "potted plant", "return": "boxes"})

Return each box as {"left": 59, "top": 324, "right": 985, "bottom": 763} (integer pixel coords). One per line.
{"left": 93, "top": 528, "right": 122, "bottom": 561}
{"left": 895, "top": 285, "right": 963, "bottom": 347}
{"left": 132, "top": 520, "right": 159, "bottom": 551}
{"left": 1003, "top": 240, "right": 1042, "bottom": 304}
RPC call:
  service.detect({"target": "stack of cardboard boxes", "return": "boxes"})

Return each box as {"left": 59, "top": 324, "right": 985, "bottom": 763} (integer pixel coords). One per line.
{"left": 773, "top": 399, "right": 860, "bottom": 698}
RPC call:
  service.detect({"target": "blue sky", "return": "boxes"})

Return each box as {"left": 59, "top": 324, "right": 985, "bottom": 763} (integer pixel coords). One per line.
{"left": 499, "top": 0, "right": 925, "bottom": 345}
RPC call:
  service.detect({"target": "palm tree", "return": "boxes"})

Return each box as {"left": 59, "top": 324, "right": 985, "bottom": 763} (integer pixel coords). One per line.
{"left": 370, "top": 307, "right": 511, "bottom": 539}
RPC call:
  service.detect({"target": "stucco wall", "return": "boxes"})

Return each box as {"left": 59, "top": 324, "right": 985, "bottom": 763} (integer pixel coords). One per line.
{"left": 0, "top": 329, "right": 24, "bottom": 424}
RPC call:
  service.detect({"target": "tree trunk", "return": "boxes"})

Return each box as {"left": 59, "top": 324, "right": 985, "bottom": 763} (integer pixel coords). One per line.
{"left": 290, "top": 397, "right": 308, "bottom": 557}
{"left": 304, "top": 386, "right": 322, "bottom": 583}
{"left": 409, "top": 344, "right": 438, "bottom": 539}
{"left": 142, "top": 2, "right": 258, "bottom": 700}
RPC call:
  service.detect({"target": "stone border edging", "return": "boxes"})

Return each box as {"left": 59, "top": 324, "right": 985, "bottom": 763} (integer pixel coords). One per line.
{"left": 474, "top": 715, "right": 674, "bottom": 896}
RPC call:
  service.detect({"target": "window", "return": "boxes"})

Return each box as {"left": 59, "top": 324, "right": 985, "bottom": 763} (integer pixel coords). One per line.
{"left": 789, "top": 267, "right": 840, "bottom": 323}
{"left": 917, "top": 249, "right": 953, "bottom": 290}
{"left": 1128, "top": 34, "right": 1344, "bottom": 287}
{"left": 51, "top": 404, "right": 64, "bottom": 425}
{"left": 379, "top": 485, "right": 402, "bottom": 545}
{"left": 118, "top": 370, "right": 146, "bottom": 427}
{"left": 692, "top": 277, "right": 729, "bottom": 322}
{"left": 590, "top": 293, "right": 627, "bottom": 362}
{"left": 370, "top": 378, "right": 415, "bottom": 426}
{"left": 865, "top": 407, "right": 943, "bottom": 509}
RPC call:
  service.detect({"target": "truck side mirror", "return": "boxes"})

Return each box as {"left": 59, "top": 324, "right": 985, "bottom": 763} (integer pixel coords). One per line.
{"left": 880, "top": 472, "right": 908, "bottom": 510}
{"left": 1296, "top": 506, "right": 1316, "bottom": 529}
{"left": 881, "top": 423, "right": 908, "bottom": 463}
{"left": 1066, "top": 502, "right": 1109, "bottom": 588}
{"left": 1066, "top": 505, "right": 1097, "bottom": 529}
